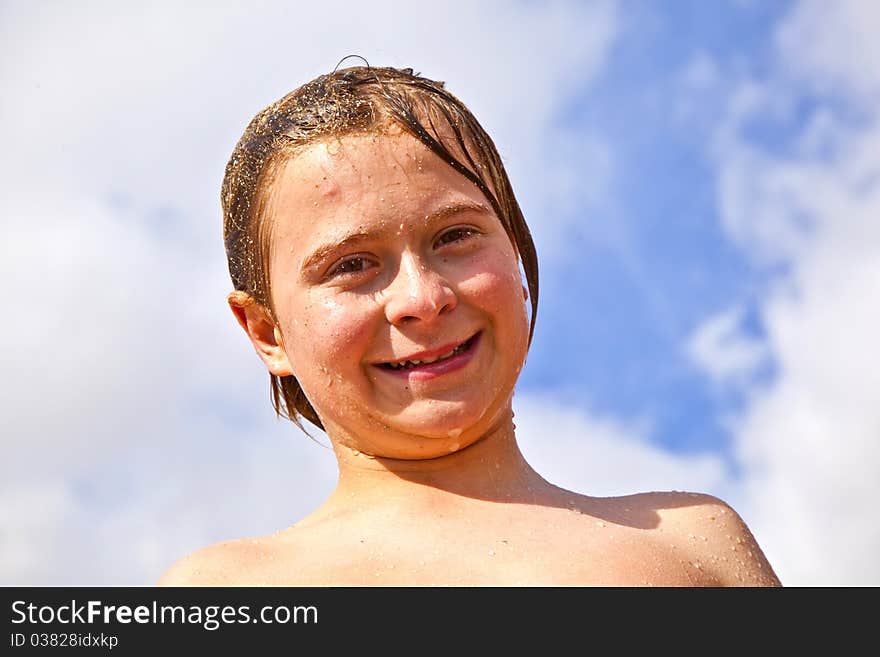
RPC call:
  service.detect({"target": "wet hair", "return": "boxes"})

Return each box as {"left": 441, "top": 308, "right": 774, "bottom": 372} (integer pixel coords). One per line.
{"left": 222, "top": 64, "right": 539, "bottom": 432}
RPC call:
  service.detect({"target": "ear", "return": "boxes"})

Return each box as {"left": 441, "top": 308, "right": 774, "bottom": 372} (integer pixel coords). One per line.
{"left": 227, "top": 291, "right": 293, "bottom": 377}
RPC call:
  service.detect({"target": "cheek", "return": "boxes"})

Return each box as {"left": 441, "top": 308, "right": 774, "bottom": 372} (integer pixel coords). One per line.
{"left": 459, "top": 254, "right": 529, "bottom": 334}
{"left": 285, "top": 293, "right": 376, "bottom": 370}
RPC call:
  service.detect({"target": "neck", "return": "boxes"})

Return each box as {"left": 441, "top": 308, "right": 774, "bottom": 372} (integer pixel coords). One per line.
{"left": 322, "top": 406, "right": 554, "bottom": 512}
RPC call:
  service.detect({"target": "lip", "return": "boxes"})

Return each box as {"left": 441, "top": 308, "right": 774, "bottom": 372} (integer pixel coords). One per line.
{"left": 373, "top": 331, "right": 481, "bottom": 380}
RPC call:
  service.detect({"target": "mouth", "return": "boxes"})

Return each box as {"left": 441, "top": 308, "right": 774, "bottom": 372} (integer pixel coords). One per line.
{"left": 375, "top": 331, "right": 481, "bottom": 374}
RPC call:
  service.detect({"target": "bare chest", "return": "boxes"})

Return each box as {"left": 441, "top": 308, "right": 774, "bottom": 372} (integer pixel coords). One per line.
{"left": 252, "top": 513, "right": 714, "bottom": 586}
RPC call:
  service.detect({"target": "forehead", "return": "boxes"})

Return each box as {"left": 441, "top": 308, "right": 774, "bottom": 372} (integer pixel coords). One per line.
{"left": 265, "top": 132, "right": 492, "bottom": 244}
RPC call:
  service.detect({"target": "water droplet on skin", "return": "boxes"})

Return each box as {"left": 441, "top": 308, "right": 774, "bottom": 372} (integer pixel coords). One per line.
{"left": 597, "top": 521, "right": 606, "bottom": 528}
{"left": 448, "top": 443, "right": 460, "bottom": 452}
{"left": 488, "top": 549, "right": 495, "bottom": 557}
{"left": 387, "top": 564, "right": 395, "bottom": 569}
{"left": 447, "top": 428, "right": 462, "bottom": 438}
{"left": 693, "top": 562, "right": 702, "bottom": 570}
{"left": 700, "top": 536, "right": 708, "bottom": 541}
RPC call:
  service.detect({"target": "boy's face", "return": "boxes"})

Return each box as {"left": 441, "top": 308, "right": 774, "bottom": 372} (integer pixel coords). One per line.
{"left": 257, "top": 131, "right": 529, "bottom": 459}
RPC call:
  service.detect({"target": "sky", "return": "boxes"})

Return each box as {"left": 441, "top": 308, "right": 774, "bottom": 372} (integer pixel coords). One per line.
{"left": 1, "top": 0, "right": 878, "bottom": 586}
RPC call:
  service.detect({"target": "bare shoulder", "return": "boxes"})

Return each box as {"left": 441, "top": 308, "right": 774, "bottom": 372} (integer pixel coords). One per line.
{"left": 156, "top": 537, "right": 275, "bottom": 586}
{"left": 643, "top": 491, "right": 781, "bottom": 587}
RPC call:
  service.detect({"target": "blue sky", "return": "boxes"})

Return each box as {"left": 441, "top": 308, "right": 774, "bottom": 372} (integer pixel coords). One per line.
{"left": 522, "top": 1, "right": 790, "bottom": 456}
{"left": 2, "top": 0, "right": 878, "bottom": 586}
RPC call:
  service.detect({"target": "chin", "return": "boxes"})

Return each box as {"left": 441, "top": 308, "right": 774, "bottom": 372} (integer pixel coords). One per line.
{"left": 395, "top": 393, "right": 510, "bottom": 441}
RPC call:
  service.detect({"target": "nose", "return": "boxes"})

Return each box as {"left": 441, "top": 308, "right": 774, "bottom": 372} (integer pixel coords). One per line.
{"left": 383, "top": 252, "right": 457, "bottom": 325}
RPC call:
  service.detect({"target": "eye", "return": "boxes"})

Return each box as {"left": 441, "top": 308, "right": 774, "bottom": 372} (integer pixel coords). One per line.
{"left": 328, "top": 255, "right": 377, "bottom": 278}
{"left": 435, "top": 226, "right": 478, "bottom": 247}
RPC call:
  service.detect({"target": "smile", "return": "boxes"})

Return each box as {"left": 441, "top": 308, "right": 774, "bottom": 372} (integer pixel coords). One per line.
{"left": 375, "top": 332, "right": 481, "bottom": 376}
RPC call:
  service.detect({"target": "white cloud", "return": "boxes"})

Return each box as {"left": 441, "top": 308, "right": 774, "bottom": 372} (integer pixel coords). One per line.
{"left": 0, "top": 482, "right": 82, "bottom": 584}
{"left": 776, "top": 0, "right": 880, "bottom": 103}
{"left": 686, "top": 307, "right": 769, "bottom": 387}
{"left": 0, "top": 0, "right": 621, "bottom": 584}
{"left": 688, "top": 0, "right": 880, "bottom": 585}
{"left": 0, "top": 416, "right": 339, "bottom": 585}
{"left": 514, "top": 395, "right": 730, "bottom": 500}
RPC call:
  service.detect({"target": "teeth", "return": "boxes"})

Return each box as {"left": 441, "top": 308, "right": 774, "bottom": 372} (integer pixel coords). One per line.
{"left": 423, "top": 349, "right": 455, "bottom": 364}
{"left": 388, "top": 342, "right": 468, "bottom": 369}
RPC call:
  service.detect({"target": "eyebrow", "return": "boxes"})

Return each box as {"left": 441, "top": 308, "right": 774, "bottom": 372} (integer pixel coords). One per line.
{"left": 299, "top": 200, "right": 491, "bottom": 275}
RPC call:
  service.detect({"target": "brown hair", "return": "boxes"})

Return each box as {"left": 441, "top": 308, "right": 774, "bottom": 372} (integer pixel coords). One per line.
{"left": 222, "top": 65, "right": 539, "bottom": 433}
